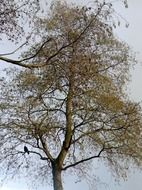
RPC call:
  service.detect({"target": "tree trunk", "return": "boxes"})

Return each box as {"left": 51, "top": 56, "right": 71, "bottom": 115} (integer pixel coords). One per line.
{"left": 52, "top": 162, "right": 63, "bottom": 190}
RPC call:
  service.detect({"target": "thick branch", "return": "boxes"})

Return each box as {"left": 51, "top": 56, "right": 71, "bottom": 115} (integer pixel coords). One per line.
{"left": 62, "top": 146, "right": 105, "bottom": 170}
{"left": 29, "top": 150, "right": 48, "bottom": 160}
{"left": 56, "top": 76, "right": 74, "bottom": 166}
{"left": 39, "top": 135, "right": 54, "bottom": 161}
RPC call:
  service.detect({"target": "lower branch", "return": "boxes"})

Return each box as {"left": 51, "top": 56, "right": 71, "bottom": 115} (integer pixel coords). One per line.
{"left": 39, "top": 135, "right": 54, "bottom": 161}
{"left": 18, "top": 150, "right": 48, "bottom": 161}
{"left": 62, "top": 146, "right": 104, "bottom": 170}
{"left": 29, "top": 150, "right": 48, "bottom": 160}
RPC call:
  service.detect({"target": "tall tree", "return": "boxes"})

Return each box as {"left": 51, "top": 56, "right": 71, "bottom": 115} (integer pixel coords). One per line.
{"left": 0, "top": 1, "right": 141, "bottom": 190}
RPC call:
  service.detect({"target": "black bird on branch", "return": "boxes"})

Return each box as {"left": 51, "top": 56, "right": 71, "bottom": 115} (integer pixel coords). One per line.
{"left": 24, "top": 146, "right": 29, "bottom": 154}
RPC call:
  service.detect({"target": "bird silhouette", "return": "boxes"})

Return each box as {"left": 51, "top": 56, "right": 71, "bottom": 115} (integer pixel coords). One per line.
{"left": 24, "top": 146, "right": 29, "bottom": 154}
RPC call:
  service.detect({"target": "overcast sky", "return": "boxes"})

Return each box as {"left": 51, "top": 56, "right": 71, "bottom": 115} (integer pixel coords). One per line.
{"left": 0, "top": 0, "right": 142, "bottom": 190}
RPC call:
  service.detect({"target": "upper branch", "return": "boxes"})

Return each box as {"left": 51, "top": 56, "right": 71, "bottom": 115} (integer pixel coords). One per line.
{"left": 0, "top": 38, "right": 52, "bottom": 69}
{"left": 0, "top": 3, "right": 105, "bottom": 69}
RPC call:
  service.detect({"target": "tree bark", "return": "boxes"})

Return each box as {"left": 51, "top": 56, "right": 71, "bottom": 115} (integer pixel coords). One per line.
{"left": 52, "top": 162, "right": 63, "bottom": 190}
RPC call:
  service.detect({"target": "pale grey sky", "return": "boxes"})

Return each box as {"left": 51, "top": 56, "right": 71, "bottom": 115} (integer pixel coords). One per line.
{"left": 0, "top": 0, "right": 142, "bottom": 190}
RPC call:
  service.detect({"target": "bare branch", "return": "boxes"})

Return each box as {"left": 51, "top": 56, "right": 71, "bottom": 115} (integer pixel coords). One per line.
{"left": 39, "top": 135, "right": 54, "bottom": 161}
{"left": 29, "top": 150, "right": 48, "bottom": 161}
{"left": 62, "top": 146, "right": 105, "bottom": 170}
{"left": 17, "top": 150, "right": 48, "bottom": 160}
{"left": 0, "top": 38, "right": 52, "bottom": 69}
{"left": 0, "top": 41, "right": 28, "bottom": 56}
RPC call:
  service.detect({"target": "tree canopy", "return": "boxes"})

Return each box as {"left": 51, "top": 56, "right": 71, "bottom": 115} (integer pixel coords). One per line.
{"left": 0, "top": 0, "right": 40, "bottom": 42}
{"left": 0, "top": 1, "right": 141, "bottom": 190}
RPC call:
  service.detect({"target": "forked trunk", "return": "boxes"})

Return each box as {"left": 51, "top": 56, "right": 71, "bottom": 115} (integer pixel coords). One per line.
{"left": 52, "top": 162, "right": 63, "bottom": 190}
